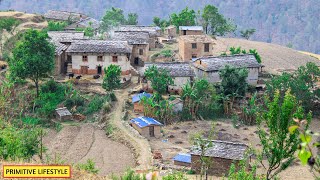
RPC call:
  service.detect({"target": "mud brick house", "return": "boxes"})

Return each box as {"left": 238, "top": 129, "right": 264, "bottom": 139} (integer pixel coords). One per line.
{"left": 112, "top": 31, "right": 149, "bottom": 66}
{"left": 65, "top": 17, "right": 100, "bottom": 33}
{"left": 52, "top": 41, "right": 68, "bottom": 75}
{"left": 132, "top": 92, "right": 152, "bottom": 113}
{"left": 48, "top": 31, "right": 85, "bottom": 45}
{"left": 117, "top": 25, "right": 161, "bottom": 49}
{"left": 173, "top": 153, "right": 191, "bottom": 167}
{"left": 192, "top": 54, "right": 262, "bottom": 86}
{"left": 138, "top": 62, "right": 195, "bottom": 94}
{"left": 130, "top": 116, "right": 162, "bottom": 138}
{"left": 179, "top": 26, "right": 203, "bottom": 36}
{"left": 178, "top": 35, "right": 215, "bottom": 61}
{"left": 66, "top": 40, "right": 132, "bottom": 82}
{"left": 191, "top": 140, "right": 249, "bottom": 176}
{"left": 165, "top": 25, "right": 177, "bottom": 38}
{"left": 44, "top": 10, "right": 87, "bottom": 22}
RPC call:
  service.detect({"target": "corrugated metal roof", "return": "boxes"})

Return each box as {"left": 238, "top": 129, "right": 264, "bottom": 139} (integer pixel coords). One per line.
{"left": 132, "top": 93, "right": 152, "bottom": 103}
{"left": 179, "top": 26, "right": 203, "bottom": 31}
{"left": 130, "top": 116, "right": 162, "bottom": 128}
{"left": 173, "top": 153, "right": 191, "bottom": 163}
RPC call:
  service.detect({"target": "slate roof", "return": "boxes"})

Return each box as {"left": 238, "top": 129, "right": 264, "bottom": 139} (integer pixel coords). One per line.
{"left": 193, "top": 54, "right": 262, "bottom": 72}
{"left": 52, "top": 41, "right": 68, "bottom": 55}
{"left": 55, "top": 107, "right": 72, "bottom": 117}
{"left": 179, "top": 35, "right": 215, "bottom": 43}
{"left": 130, "top": 116, "right": 162, "bottom": 128}
{"left": 190, "top": 140, "right": 249, "bottom": 160}
{"left": 173, "top": 153, "right": 191, "bottom": 163}
{"left": 65, "top": 17, "right": 100, "bottom": 30}
{"left": 113, "top": 31, "right": 149, "bottom": 45}
{"left": 139, "top": 62, "right": 195, "bottom": 77}
{"left": 118, "top": 25, "right": 161, "bottom": 37}
{"left": 132, "top": 93, "right": 152, "bottom": 103}
{"left": 66, "top": 40, "right": 132, "bottom": 54}
{"left": 179, "top": 26, "right": 203, "bottom": 31}
{"left": 48, "top": 31, "right": 85, "bottom": 43}
{"left": 44, "top": 10, "right": 86, "bottom": 22}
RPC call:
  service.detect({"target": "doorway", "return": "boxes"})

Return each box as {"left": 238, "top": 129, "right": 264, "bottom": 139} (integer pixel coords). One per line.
{"left": 183, "top": 30, "right": 187, "bottom": 35}
{"left": 97, "top": 66, "right": 102, "bottom": 74}
{"left": 80, "top": 66, "right": 88, "bottom": 74}
{"left": 149, "top": 126, "right": 154, "bottom": 137}
{"left": 134, "top": 57, "right": 139, "bottom": 65}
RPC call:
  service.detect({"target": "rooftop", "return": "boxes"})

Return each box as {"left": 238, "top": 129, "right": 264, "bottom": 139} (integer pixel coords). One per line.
{"left": 130, "top": 116, "right": 162, "bottom": 128}
{"left": 48, "top": 31, "right": 85, "bottom": 42}
{"left": 173, "top": 153, "right": 191, "bottom": 163}
{"left": 193, "top": 54, "right": 262, "bottom": 71}
{"left": 55, "top": 107, "right": 72, "bottom": 117}
{"left": 113, "top": 31, "right": 149, "bottom": 45}
{"left": 190, "top": 140, "right": 249, "bottom": 160}
{"left": 132, "top": 93, "right": 152, "bottom": 103}
{"left": 66, "top": 17, "right": 101, "bottom": 30}
{"left": 138, "top": 62, "right": 195, "bottom": 77}
{"left": 179, "top": 26, "right": 203, "bottom": 31}
{"left": 179, "top": 35, "right": 215, "bottom": 43}
{"left": 44, "top": 10, "right": 86, "bottom": 21}
{"left": 66, "top": 40, "right": 132, "bottom": 54}
{"left": 52, "top": 41, "right": 68, "bottom": 55}
{"left": 117, "top": 25, "right": 161, "bottom": 37}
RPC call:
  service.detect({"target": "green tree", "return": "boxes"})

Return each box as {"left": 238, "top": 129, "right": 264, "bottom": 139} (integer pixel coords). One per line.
{"left": 170, "top": 7, "right": 196, "bottom": 28}
{"left": 257, "top": 90, "right": 311, "bottom": 179}
{"left": 46, "top": 21, "right": 67, "bottom": 31}
{"left": 202, "top": 5, "right": 236, "bottom": 36}
{"left": 126, "top": 13, "right": 138, "bottom": 25}
{"left": 0, "top": 17, "right": 20, "bottom": 53}
{"left": 240, "top": 28, "right": 256, "bottom": 40}
{"left": 153, "top": 16, "right": 161, "bottom": 27}
{"left": 249, "top": 49, "right": 262, "bottom": 63}
{"left": 9, "top": 30, "right": 55, "bottom": 97}
{"left": 100, "top": 7, "right": 126, "bottom": 32}
{"left": 102, "top": 64, "right": 121, "bottom": 92}
{"left": 144, "top": 65, "right": 173, "bottom": 94}
{"left": 228, "top": 160, "right": 261, "bottom": 180}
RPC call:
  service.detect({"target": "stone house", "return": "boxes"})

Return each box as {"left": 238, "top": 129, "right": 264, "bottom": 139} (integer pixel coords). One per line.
{"left": 165, "top": 25, "right": 177, "bottom": 38}
{"left": 192, "top": 54, "right": 262, "bottom": 86}
{"left": 117, "top": 25, "right": 161, "bottom": 49}
{"left": 138, "top": 62, "right": 195, "bottom": 94}
{"left": 179, "top": 26, "right": 203, "bottom": 36}
{"left": 65, "top": 17, "right": 100, "bottom": 33}
{"left": 52, "top": 41, "right": 68, "bottom": 75}
{"left": 190, "top": 140, "right": 249, "bottom": 176}
{"left": 66, "top": 40, "right": 132, "bottom": 82}
{"left": 178, "top": 35, "right": 215, "bottom": 61}
{"left": 112, "top": 31, "right": 149, "bottom": 66}
{"left": 130, "top": 116, "right": 162, "bottom": 138}
{"left": 132, "top": 92, "right": 152, "bottom": 113}
{"left": 44, "top": 10, "right": 87, "bottom": 22}
{"left": 173, "top": 153, "right": 191, "bottom": 167}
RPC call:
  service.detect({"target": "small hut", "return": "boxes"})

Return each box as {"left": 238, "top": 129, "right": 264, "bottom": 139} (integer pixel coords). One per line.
{"left": 55, "top": 107, "right": 72, "bottom": 121}
{"left": 173, "top": 153, "right": 191, "bottom": 167}
{"left": 165, "top": 25, "right": 177, "bottom": 38}
{"left": 130, "top": 116, "right": 162, "bottom": 138}
{"left": 132, "top": 92, "right": 152, "bottom": 113}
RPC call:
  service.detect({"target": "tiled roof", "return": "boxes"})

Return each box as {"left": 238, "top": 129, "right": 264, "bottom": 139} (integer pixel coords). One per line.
{"left": 179, "top": 35, "right": 215, "bottom": 43}
{"left": 52, "top": 41, "right": 68, "bottom": 55}
{"left": 44, "top": 10, "right": 86, "bottom": 22}
{"left": 139, "top": 62, "right": 195, "bottom": 77}
{"left": 132, "top": 93, "right": 152, "bottom": 103}
{"left": 112, "top": 31, "right": 149, "bottom": 45}
{"left": 48, "top": 31, "right": 85, "bottom": 43}
{"left": 193, "top": 54, "right": 262, "bottom": 71}
{"left": 65, "top": 17, "right": 100, "bottom": 30}
{"left": 130, "top": 116, "right": 162, "bottom": 128}
{"left": 117, "top": 25, "right": 161, "bottom": 37}
{"left": 190, "top": 140, "right": 249, "bottom": 160}
{"left": 179, "top": 26, "right": 203, "bottom": 31}
{"left": 173, "top": 153, "right": 191, "bottom": 163}
{"left": 66, "top": 40, "right": 132, "bottom": 53}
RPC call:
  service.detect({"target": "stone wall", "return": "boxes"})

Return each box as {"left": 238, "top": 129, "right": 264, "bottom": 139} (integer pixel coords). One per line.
{"left": 131, "top": 44, "right": 149, "bottom": 66}
{"left": 131, "top": 123, "right": 162, "bottom": 139}
{"left": 178, "top": 40, "right": 213, "bottom": 61}
{"left": 179, "top": 30, "right": 203, "bottom": 36}
{"left": 133, "top": 102, "right": 144, "bottom": 113}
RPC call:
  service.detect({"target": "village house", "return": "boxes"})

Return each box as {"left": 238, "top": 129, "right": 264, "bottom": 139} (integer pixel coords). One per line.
{"left": 48, "top": 31, "right": 85, "bottom": 45}
{"left": 138, "top": 62, "right": 195, "bottom": 94}
{"left": 132, "top": 92, "right": 152, "bottom": 113}
{"left": 179, "top": 26, "right": 203, "bottom": 36}
{"left": 192, "top": 54, "right": 262, "bottom": 86}
{"left": 130, "top": 116, "right": 162, "bottom": 138}
{"left": 190, "top": 140, "right": 250, "bottom": 176}
{"left": 178, "top": 35, "right": 215, "bottom": 61}
{"left": 65, "top": 17, "right": 100, "bottom": 33}
{"left": 52, "top": 41, "right": 68, "bottom": 75}
{"left": 117, "top": 25, "right": 161, "bottom": 49}
{"left": 173, "top": 153, "right": 191, "bottom": 167}
{"left": 66, "top": 40, "right": 132, "bottom": 82}
{"left": 112, "top": 31, "right": 149, "bottom": 66}
{"left": 164, "top": 25, "right": 177, "bottom": 38}
{"left": 44, "top": 10, "right": 87, "bottom": 22}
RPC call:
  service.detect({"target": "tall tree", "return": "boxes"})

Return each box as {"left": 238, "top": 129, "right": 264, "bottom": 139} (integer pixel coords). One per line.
{"left": 126, "top": 13, "right": 138, "bottom": 25}
{"left": 102, "top": 64, "right": 121, "bottom": 92}
{"left": 153, "top": 17, "right": 161, "bottom": 27}
{"left": 9, "top": 30, "right": 55, "bottom": 97}
{"left": 144, "top": 65, "right": 173, "bottom": 95}
{"left": 240, "top": 28, "right": 256, "bottom": 40}
{"left": 100, "top": 7, "right": 126, "bottom": 32}
{"left": 170, "top": 7, "right": 196, "bottom": 28}
{"left": 202, "top": 5, "right": 236, "bottom": 36}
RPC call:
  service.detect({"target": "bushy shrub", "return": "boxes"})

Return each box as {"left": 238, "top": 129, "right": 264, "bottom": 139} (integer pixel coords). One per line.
{"left": 162, "top": 171, "right": 188, "bottom": 180}
{"left": 112, "top": 169, "right": 146, "bottom": 180}
{"left": 110, "top": 92, "right": 117, "bottom": 101}
{"left": 21, "top": 116, "right": 41, "bottom": 126}
{"left": 76, "top": 159, "right": 99, "bottom": 174}
{"left": 103, "top": 101, "right": 112, "bottom": 113}
{"left": 64, "top": 95, "right": 85, "bottom": 110}
{"left": 84, "top": 95, "right": 107, "bottom": 115}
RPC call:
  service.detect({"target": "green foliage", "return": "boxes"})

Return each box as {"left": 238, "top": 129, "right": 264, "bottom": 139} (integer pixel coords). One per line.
{"left": 84, "top": 26, "right": 94, "bottom": 37}
{"left": 151, "top": 50, "right": 173, "bottom": 60}
{"left": 202, "top": 5, "right": 236, "bottom": 36}
{"left": 102, "top": 64, "right": 121, "bottom": 92}
{"left": 241, "top": 93, "right": 259, "bottom": 125}
{"left": 153, "top": 17, "right": 161, "bottom": 27}
{"left": 76, "top": 159, "right": 99, "bottom": 174}
{"left": 170, "top": 7, "right": 196, "bottom": 28}
{"left": 227, "top": 47, "right": 262, "bottom": 64}
{"left": 227, "top": 160, "right": 261, "bottom": 180}
{"left": 9, "top": 29, "right": 55, "bottom": 97}
{"left": 144, "top": 65, "right": 173, "bottom": 94}
{"left": 84, "top": 95, "right": 108, "bottom": 115}
{"left": 21, "top": 116, "right": 41, "bottom": 126}
{"left": 0, "top": 17, "right": 20, "bottom": 33}
{"left": 240, "top": 28, "right": 256, "bottom": 40}
{"left": 126, "top": 13, "right": 138, "bottom": 25}
{"left": 64, "top": 94, "right": 85, "bottom": 111}
{"left": 112, "top": 169, "right": 146, "bottom": 180}
{"left": 46, "top": 21, "right": 67, "bottom": 31}
{"left": 162, "top": 171, "right": 188, "bottom": 180}
{"left": 249, "top": 49, "right": 262, "bottom": 63}
{"left": 257, "top": 90, "right": 311, "bottom": 179}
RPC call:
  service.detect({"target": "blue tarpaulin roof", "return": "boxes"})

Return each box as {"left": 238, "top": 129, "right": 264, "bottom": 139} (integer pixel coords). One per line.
{"left": 132, "top": 93, "right": 152, "bottom": 103}
{"left": 173, "top": 153, "right": 191, "bottom": 163}
{"left": 130, "top": 116, "right": 162, "bottom": 128}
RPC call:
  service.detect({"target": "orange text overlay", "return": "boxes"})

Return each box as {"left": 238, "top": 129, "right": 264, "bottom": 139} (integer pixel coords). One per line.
{"left": 2, "top": 165, "right": 71, "bottom": 178}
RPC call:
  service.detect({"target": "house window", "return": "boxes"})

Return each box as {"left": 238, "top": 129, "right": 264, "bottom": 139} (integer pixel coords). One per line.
{"left": 139, "top": 49, "right": 143, "bottom": 55}
{"left": 192, "top": 43, "right": 197, "bottom": 49}
{"left": 82, "top": 55, "right": 88, "bottom": 62}
{"left": 204, "top": 43, "right": 210, "bottom": 52}
{"left": 192, "top": 54, "right": 197, "bottom": 58}
{"left": 97, "top": 56, "right": 103, "bottom": 61}
{"left": 112, "top": 56, "right": 118, "bottom": 62}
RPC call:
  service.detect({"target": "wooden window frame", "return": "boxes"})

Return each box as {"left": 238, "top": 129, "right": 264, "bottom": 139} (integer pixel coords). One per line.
{"left": 112, "top": 56, "right": 118, "bottom": 62}
{"left": 97, "top": 55, "right": 103, "bottom": 62}
{"left": 139, "top": 49, "right": 144, "bottom": 55}
{"left": 204, "top": 43, "right": 210, "bottom": 52}
{"left": 192, "top": 43, "right": 197, "bottom": 49}
{"left": 82, "top": 55, "right": 88, "bottom": 62}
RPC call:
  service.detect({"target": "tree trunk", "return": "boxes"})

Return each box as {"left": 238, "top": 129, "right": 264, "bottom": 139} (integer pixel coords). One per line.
{"left": 35, "top": 80, "right": 39, "bottom": 97}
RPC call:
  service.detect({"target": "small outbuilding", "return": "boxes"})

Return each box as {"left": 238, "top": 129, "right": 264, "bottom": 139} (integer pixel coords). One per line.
{"left": 173, "top": 153, "right": 191, "bottom": 167}
{"left": 190, "top": 140, "right": 249, "bottom": 176}
{"left": 132, "top": 93, "right": 152, "bottom": 113}
{"left": 165, "top": 25, "right": 177, "bottom": 38}
{"left": 130, "top": 116, "right": 162, "bottom": 138}
{"left": 55, "top": 107, "right": 72, "bottom": 121}
{"left": 179, "top": 26, "right": 203, "bottom": 36}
